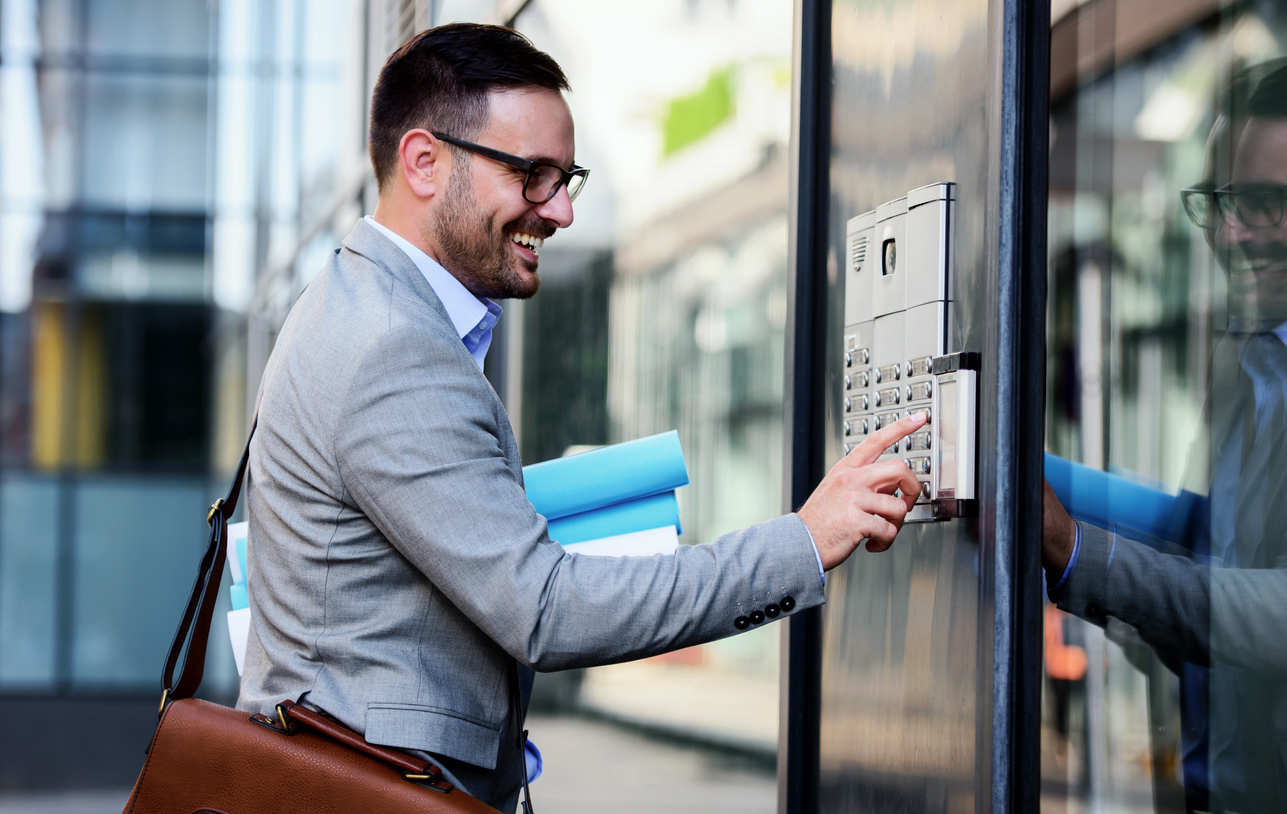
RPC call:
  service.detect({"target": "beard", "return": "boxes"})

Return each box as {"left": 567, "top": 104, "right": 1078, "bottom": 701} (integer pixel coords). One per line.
{"left": 430, "top": 162, "right": 544, "bottom": 300}
{"left": 1220, "top": 240, "right": 1287, "bottom": 327}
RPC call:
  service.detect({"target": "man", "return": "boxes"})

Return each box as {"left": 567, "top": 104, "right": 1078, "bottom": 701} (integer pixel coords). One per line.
{"left": 1043, "top": 63, "right": 1287, "bottom": 811}
{"left": 237, "top": 23, "right": 926, "bottom": 811}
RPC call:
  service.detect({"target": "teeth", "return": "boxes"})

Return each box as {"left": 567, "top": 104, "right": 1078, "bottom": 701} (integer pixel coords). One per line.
{"left": 508, "top": 232, "right": 544, "bottom": 254}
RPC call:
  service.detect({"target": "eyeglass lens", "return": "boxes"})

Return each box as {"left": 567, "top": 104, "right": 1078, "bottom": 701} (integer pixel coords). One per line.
{"left": 1183, "top": 188, "right": 1287, "bottom": 229}
{"left": 525, "top": 165, "right": 587, "bottom": 204}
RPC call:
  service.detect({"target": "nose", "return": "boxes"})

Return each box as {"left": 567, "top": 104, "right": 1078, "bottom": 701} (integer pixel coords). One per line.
{"left": 535, "top": 183, "right": 574, "bottom": 229}
{"left": 1218, "top": 207, "right": 1255, "bottom": 248}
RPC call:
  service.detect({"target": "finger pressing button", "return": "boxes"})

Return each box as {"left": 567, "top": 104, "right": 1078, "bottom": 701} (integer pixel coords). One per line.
{"left": 780, "top": 596, "right": 796, "bottom": 612}
{"left": 749, "top": 610, "right": 766, "bottom": 625}
{"left": 734, "top": 616, "right": 750, "bottom": 630}
{"left": 765, "top": 603, "right": 780, "bottom": 618}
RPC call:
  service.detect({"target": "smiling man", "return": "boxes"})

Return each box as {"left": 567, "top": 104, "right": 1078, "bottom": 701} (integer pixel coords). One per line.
{"left": 237, "top": 23, "right": 925, "bottom": 812}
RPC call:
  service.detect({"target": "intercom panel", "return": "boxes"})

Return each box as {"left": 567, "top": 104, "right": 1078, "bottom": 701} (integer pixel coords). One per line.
{"left": 840, "top": 181, "right": 976, "bottom": 521}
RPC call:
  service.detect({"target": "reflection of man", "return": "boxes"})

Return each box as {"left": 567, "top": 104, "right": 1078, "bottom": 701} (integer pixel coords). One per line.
{"left": 236, "top": 23, "right": 926, "bottom": 811}
{"left": 1043, "top": 65, "right": 1287, "bottom": 811}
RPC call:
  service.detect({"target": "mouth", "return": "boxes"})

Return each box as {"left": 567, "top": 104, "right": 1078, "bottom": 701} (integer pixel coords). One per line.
{"left": 508, "top": 231, "right": 544, "bottom": 258}
{"left": 1241, "top": 256, "right": 1287, "bottom": 275}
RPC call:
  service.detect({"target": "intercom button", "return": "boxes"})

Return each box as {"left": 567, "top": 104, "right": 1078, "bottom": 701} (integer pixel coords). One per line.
{"left": 920, "top": 482, "right": 931, "bottom": 499}
{"left": 845, "top": 352, "right": 853, "bottom": 368}
{"left": 857, "top": 371, "right": 870, "bottom": 388}
{"left": 845, "top": 374, "right": 854, "bottom": 391}
{"left": 765, "top": 603, "right": 781, "bottom": 618}
{"left": 749, "top": 610, "right": 766, "bottom": 625}
{"left": 781, "top": 596, "right": 796, "bottom": 611}
{"left": 908, "top": 356, "right": 934, "bottom": 378}
{"left": 844, "top": 421, "right": 852, "bottom": 437}
{"left": 734, "top": 616, "right": 751, "bottom": 630}
{"left": 859, "top": 348, "right": 870, "bottom": 364}
{"left": 858, "top": 395, "right": 869, "bottom": 412}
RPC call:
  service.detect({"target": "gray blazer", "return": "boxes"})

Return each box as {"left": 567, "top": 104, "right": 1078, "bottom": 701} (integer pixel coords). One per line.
{"left": 236, "top": 218, "right": 825, "bottom": 809}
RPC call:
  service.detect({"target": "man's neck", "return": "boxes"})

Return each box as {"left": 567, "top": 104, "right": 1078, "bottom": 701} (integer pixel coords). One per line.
{"left": 370, "top": 203, "right": 441, "bottom": 266}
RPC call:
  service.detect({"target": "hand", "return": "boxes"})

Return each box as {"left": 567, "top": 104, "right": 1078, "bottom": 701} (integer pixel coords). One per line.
{"left": 797, "top": 412, "right": 928, "bottom": 570}
{"left": 1042, "top": 479, "right": 1076, "bottom": 581}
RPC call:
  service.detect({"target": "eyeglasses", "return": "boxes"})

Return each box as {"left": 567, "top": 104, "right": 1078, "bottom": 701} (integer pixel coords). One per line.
{"left": 433, "top": 132, "right": 589, "bottom": 205}
{"left": 1181, "top": 185, "right": 1287, "bottom": 230}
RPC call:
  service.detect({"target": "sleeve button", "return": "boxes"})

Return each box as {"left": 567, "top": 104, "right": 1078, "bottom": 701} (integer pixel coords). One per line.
{"left": 780, "top": 596, "right": 795, "bottom": 612}
{"left": 749, "top": 610, "right": 766, "bottom": 625}
{"left": 734, "top": 616, "right": 750, "bottom": 630}
{"left": 765, "top": 604, "right": 780, "bottom": 618}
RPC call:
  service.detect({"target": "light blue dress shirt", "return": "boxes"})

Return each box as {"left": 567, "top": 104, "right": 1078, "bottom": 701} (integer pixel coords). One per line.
{"left": 364, "top": 216, "right": 501, "bottom": 370}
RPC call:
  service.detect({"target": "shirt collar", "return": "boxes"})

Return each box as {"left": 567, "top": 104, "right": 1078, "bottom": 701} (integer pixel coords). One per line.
{"left": 1274, "top": 322, "right": 1287, "bottom": 348}
{"left": 364, "top": 216, "right": 502, "bottom": 347}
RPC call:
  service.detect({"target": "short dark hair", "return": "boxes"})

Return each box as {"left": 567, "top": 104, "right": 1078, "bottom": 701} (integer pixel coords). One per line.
{"left": 368, "top": 23, "right": 570, "bottom": 192}
{"left": 1249, "top": 60, "right": 1287, "bottom": 120}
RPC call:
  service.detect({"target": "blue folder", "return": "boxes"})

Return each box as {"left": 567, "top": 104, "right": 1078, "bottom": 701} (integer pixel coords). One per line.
{"left": 1044, "top": 452, "right": 1201, "bottom": 545}
{"left": 522, "top": 431, "right": 689, "bottom": 521}
{"left": 546, "top": 491, "right": 681, "bottom": 545}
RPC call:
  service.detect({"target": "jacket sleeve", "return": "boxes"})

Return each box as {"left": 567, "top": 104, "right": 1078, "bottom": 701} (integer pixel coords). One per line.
{"left": 1056, "top": 520, "right": 1287, "bottom": 672}
{"left": 333, "top": 325, "right": 826, "bottom": 671}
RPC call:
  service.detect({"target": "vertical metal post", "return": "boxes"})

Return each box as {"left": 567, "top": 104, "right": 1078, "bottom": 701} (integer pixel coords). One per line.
{"left": 780, "top": 0, "right": 830, "bottom": 812}
{"left": 993, "top": 0, "right": 1049, "bottom": 809}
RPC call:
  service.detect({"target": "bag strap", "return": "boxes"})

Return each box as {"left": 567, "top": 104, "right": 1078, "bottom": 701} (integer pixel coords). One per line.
{"left": 160, "top": 419, "right": 256, "bottom": 709}
{"left": 512, "top": 659, "right": 536, "bottom": 814}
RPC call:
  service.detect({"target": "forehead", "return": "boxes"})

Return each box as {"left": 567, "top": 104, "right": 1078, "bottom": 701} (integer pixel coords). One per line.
{"left": 478, "top": 87, "right": 575, "bottom": 168}
{"left": 1233, "top": 117, "right": 1287, "bottom": 184}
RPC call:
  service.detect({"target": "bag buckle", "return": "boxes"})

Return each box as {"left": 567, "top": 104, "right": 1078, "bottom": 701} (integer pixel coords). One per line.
{"left": 207, "top": 498, "right": 225, "bottom": 526}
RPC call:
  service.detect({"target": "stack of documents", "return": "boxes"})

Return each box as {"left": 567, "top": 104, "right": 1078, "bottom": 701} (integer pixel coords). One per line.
{"left": 523, "top": 430, "right": 689, "bottom": 557}
{"left": 1043, "top": 452, "right": 1202, "bottom": 546}
{"left": 225, "top": 521, "right": 251, "bottom": 676}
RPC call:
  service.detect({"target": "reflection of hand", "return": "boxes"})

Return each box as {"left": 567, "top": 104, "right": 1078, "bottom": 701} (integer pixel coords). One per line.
{"left": 798, "top": 413, "right": 927, "bottom": 570}
{"left": 1042, "top": 479, "right": 1076, "bottom": 582}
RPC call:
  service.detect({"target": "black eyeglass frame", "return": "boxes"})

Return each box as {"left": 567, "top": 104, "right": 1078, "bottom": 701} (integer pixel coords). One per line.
{"left": 432, "top": 132, "right": 589, "bottom": 204}
{"left": 1181, "top": 184, "right": 1287, "bottom": 230}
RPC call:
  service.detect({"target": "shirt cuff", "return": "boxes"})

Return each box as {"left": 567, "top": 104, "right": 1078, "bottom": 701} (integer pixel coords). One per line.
{"left": 1049, "top": 521, "right": 1082, "bottom": 599}
{"left": 524, "top": 739, "right": 542, "bottom": 783}
{"left": 801, "top": 522, "right": 826, "bottom": 587}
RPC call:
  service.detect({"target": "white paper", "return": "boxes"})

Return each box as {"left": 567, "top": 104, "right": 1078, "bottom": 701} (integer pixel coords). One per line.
{"left": 562, "top": 525, "right": 679, "bottom": 557}
{"left": 227, "top": 521, "right": 248, "bottom": 584}
{"left": 228, "top": 607, "right": 251, "bottom": 677}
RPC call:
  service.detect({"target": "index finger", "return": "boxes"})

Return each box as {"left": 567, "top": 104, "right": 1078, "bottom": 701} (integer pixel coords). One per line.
{"left": 845, "top": 411, "right": 928, "bottom": 467}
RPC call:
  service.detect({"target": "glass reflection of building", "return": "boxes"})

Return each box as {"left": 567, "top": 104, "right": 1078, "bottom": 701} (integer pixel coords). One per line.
{"left": 1044, "top": 1, "right": 1287, "bottom": 810}
{"left": 0, "top": 0, "right": 373, "bottom": 788}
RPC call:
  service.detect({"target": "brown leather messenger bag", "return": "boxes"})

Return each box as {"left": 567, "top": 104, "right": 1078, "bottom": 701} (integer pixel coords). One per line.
{"left": 122, "top": 423, "right": 522, "bottom": 813}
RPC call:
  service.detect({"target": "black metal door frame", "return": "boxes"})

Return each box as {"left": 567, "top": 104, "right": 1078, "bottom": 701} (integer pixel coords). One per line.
{"left": 781, "top": 0, "right": 1049, "bottom": 811}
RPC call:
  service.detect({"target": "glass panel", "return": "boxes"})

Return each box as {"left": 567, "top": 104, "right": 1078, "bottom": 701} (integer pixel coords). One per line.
{"left": 70, "top": 477, "right": 207, "bottom": 688}
{"left": 81, "top": 72, "right": 209, "bottom": 212}
{"left": 0, "top": 475, "right": 59, "bottom": 686}
{"left": 85, "top": 0, "right": 210, "bottom": 61}
{"left": 1045, "top": 3, "right": 1287, "bottom": 811}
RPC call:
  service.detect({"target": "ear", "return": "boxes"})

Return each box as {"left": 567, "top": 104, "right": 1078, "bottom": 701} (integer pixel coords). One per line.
{"left": 398, "top": 129, "right": 447, "bottom": 199}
